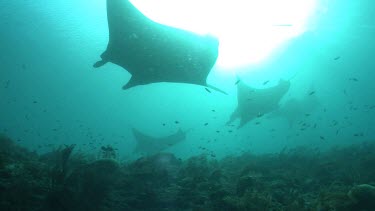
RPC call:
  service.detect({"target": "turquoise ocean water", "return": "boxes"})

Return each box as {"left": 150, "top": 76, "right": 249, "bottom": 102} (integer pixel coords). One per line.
{"left": 1, "top": 0, "right": 374, "bottom": 158}
{"left": 1, "top": 1, "right": 375, "bottom": 210}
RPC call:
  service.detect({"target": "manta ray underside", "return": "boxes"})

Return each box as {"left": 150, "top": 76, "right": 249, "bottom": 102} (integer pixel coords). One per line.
{"left": 94, "top": 0, "right": 222, "bottom": 92}
{"left": 227, "top": 79, "right": 291, "bottom": 128}
{"left": 132, "top": 128, "right": 186, "bottom": 155}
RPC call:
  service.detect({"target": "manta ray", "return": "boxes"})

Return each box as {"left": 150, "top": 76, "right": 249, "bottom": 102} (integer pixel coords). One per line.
{"left": 270, "top": 94, "right": 320, "bottom": 127}
{"left": 227, "top": 79, "right": 290, "bottom": 128}
{"left": 132, "top": 128, "right": 186, "bottom": 155}
{"left": 94, "top": 0, "right": 221, "bottom": 92}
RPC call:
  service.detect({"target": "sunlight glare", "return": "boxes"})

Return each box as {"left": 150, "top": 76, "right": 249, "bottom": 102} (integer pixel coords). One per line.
{"left": 130, "top": 0, "right": 318, "bottom": 69}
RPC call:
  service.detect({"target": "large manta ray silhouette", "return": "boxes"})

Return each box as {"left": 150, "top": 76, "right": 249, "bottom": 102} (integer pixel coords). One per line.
{"left": 270, "top": 94, "right": 320, "bottom": 127}
{"left": 227, "top": 79, "right": 291, "bottom": 128}
{"left": 94, "top": 0, "right": 221, "bottom": 91}
{"left": 132, "top": 128, "right": 186, "bottom": 155}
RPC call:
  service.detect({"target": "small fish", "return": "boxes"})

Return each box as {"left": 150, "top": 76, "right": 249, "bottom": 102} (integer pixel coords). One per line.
{"left": 212, "top": 109, "right": 216, "bottom": 112}
{"left": 320, "top": 136, "right": 325, "bottom": 140}
{"left": 354, "top": 132, "right": 364, "bottom": 137}
{"left": 349, "top": 78, "right": 358, "bottom": 82}
{"left": 305, "top": 113, "right": 310, "bottom": 117}
{"left": 235, "top": 79, "right": 241, "bottom": 85}
{"left": 228, "top": 130, "right": 233, "bottom": 133}
{"left": 204, "top": 123, "right": 208, "bottom": 126}
{"left": 4, "top": 80, "right": 10, "bottom": 88}
{"left": 334, "top": 56, "right": 340, "bottom": 60}
{"left": 205, "top": 88, "right": 211, "bottom": 93}
{"left": 33, "top": 101, "right": 38, "bottom": 104}
{"left": 22, "top": 64, "right": 26, "bottom": 70}
{"left": 162, "top": 123, "right": 166, "bottom": 126}
{"left": 216, "top": 130, "right": 220, "bottom": 133}
{"left": 255, "top": 122, "right": 261, "bottom": 125}
{"left": 350, "top": 106, "right": 358, "bottom": 111}
{"left": 309, "top": 91, "right": 315, "bottom": 95}
{"left": 175, "top": 121, "right": 179, "bottom": 124}
{"left": 263, "top": 80, "right": 270, "bottom": 85}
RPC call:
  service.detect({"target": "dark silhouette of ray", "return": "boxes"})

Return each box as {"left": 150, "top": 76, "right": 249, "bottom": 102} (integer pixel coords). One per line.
{"left": 132, "top": 128, "right": 186, "bottom": 155}
{"left": 94, "top": 0, "right": 223, "bottom": 92}
{"left": 270, "top": 93, "right": 320, "bottom": 128}
{"left": 227, "top": 79, "right": 290, "bottom": 128}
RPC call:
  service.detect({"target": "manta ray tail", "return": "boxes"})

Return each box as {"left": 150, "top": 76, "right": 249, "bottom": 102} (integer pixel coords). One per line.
{"left": 206, "top": 84, "right": 228, "bottom": 95}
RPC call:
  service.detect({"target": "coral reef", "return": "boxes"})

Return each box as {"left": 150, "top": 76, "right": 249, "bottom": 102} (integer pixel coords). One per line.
{"left": 348, "top": 184, "right": 375, "bottom": 210}
{"left": 1, "top": 135, "right": 375, "bottom": 210}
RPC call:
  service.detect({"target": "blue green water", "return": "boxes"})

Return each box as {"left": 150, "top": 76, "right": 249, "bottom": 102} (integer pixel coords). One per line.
{"left": 1, "top": 0, "right": 374, "bottom": 161}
